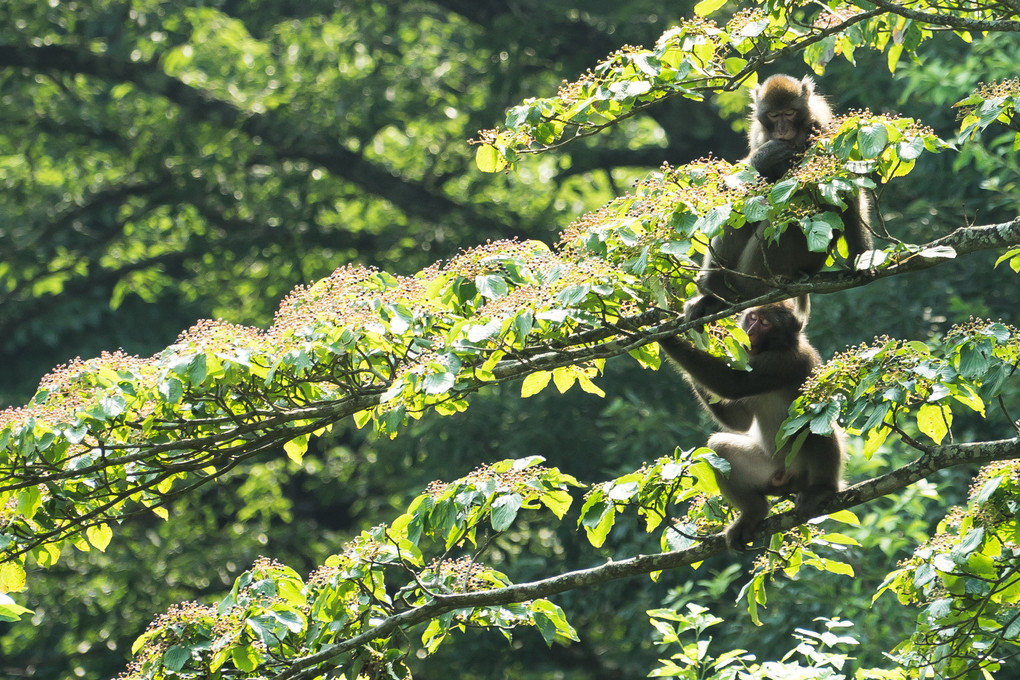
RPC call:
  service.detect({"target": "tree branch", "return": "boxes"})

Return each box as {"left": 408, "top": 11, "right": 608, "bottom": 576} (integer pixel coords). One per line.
{"left": 865, "top": 0, "right": 1020, "bottom": 32}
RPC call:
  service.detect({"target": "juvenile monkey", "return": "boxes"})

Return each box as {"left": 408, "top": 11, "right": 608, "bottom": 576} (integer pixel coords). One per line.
{"left": 661, "top": 296, "right": 844, "bottom": 550}
{"left": 685, "top": 75, "right": 873, "bottom": 322}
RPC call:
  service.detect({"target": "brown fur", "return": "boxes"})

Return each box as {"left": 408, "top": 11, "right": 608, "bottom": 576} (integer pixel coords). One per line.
{"left": 684, "top": 75, "right": 872, "bottom": 323}
{"left": 661, "top": 296, "right": 845, "bottom": 550}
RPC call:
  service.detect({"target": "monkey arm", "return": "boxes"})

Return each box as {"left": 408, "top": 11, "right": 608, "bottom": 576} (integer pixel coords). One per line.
{"left": 688, "top": 382, "right": 753, "bottom": 431}
{"left": 694, "top": 224, "right": 757, "bottom": 301}
{"left": 840, "top": 195, "right": 874, "bottom": 260}
{"left": 659, "top": 336, "right": 812, "bottom": 401}
{"left": 746, "top": 139, "right": 801, "bottom": 181}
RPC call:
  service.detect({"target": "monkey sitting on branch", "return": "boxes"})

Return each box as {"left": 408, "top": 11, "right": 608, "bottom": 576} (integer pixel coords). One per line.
{"left": 685, "top": 74, "right": 874, "bottom": 323}
{"left": 660, "top": 296, "right": 845, "bottom": 550}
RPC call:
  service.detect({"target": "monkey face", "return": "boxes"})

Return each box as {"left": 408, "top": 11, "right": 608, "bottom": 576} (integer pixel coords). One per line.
{"left": 742, "top": 310, "right": 772, "bottom": 352}
{"left": 766, "top": 109, "right": 800, "bottom": 141}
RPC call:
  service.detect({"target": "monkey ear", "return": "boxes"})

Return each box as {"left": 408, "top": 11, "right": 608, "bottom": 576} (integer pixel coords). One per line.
{"left": 750, "top": 82, "right": 763, "bottom": 103}
{"left": 799, "top": 76, "right": 815, "bottom": 96}
{"left": 793, "top": 294, "right": 811, "bottom": 326}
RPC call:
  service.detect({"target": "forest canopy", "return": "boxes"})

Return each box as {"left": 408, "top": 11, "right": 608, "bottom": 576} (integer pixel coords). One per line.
{"left": 0, "top": 1, "right": 1019, "bottom": 679}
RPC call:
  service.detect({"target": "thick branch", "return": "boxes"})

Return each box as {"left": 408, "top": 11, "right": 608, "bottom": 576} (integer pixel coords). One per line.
{"left": 865, "top": 0, "right": 1020, "bottom": 32}
{"left": 489, "top": 219, "right": 1020, "bottom": 381}
{"left": 273, "top": 436, "right": 1020, "bottom": 680}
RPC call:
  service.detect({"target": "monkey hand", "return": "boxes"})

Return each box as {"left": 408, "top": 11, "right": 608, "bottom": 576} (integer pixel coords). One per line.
{"left": 794, "top": 484, "right": 836, "bottom": 518}
{"left": 683, "top": 294, "right": 726, "bottom": 324}
{"left": 724, "top": 517, "right": 758, "bottom": 551}
{"left": 748, "top": 139, "right": 801, "bottom": 182}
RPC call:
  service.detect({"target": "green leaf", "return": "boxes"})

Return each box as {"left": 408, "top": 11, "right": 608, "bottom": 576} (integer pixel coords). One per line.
{"left": 85, "top": 524, "right": 113, "bottom": 552}
{"left": 579, "top": 498, "right": 615, "bottom": 548}
{"left": 950, "top": 527, "right": 985, "bottom": 563}
{"left": 284, "top": 434, "right": 309, "bottom": 464}
{"left": 475, "top": 144, "right": 507, "bottom": 173}
{"left": 818, "top": 532, "right": 861, "bottom": 546}
{"left": 423, "top": 371, "right": 456, "bottom": 395}
{"left": 540, "top": 488, "right": 573, "bottom": 519}
{"left": 743, "top": 195, "right": 769, "bottom": 221}
{"left": 802, "top": 214, "right": 839, "bottom": 253}
{"left": 693, "top": 203, "right": 732, "bottom": 238}
{"left": 859, "top": 124, "right": 889, "bottom": 158}
{"left": 827, "top": 509, "right": 860, "bottom": 526}
{"left": 531, "top": 600, "right": 579, "bottom": 644}
{"left": 186, "top": 353, "right": 208, "bottom": 385}
{"left": 693, "top": 0, "right": 727, "bottom": 16}
{"left": 158, "top": 377, "right": 184, "bottom": 404}
{"left": 608, "top": 80, "right": 652, "bottom": 99}
{"left": 521, "top": 371, "right": 552, "bottom": 398}
{"left": 972, "top": 476, "right": 1003, "bottom": 505}
{"left": 769, "top": 179, "right": 798, "bottom": 204}
{"left": 0, "top": 593, "right": 32, "bottom": 622}
{"left": 552, "top": 366, "right": 576, "bottom": 393}
{"left": 163, "top": 645, "right": 192, "bottom": 672}
{"left": 0, "top": 562, "right": 26, "bottom": 593}
{"left": 916, "top": 403, "right": 951, "bottom": 444}
{"left": 491, "top": 493, "right": 523, "bottom": 531}
{"left": 475, "top": 274, "right": 509, "bottom": 299}
{"left": 231, "top": 645, "right": 259, "bottom": 672}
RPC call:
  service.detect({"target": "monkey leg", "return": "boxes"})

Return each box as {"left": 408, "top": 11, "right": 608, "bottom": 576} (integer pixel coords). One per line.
{"left": 728, "top": 224, "right": 826, "bottom": 301}
{"left": 686, "top": 225, "right": 758, "bottom": 322}
{"left": 790, "top": 434, "right": 844, "bottom": 518}
{"left": 708, "top": 432, "right": 780, "bottom": 550}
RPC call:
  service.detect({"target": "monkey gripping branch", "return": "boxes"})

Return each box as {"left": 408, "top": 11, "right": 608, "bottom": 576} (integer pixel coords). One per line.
{"left": 1, "top": 4, "right": 1020, "bottom": 679}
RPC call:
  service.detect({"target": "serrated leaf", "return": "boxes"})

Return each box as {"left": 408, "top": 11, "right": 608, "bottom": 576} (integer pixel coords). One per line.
{"left": 694, "top": 204, "right": 732, "bottom": 238}
{"left": 770, "top": 179, "right": 798, "bottom": 204}
{"left": 744, "top": 196, "right": 769, "bottom": 221}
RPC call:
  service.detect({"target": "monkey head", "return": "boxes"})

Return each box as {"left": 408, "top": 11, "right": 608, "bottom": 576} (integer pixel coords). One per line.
{"left": 749, "top": 74, "right": 831, "bottom": 149}
{"left": 740, "top": 296, "right": 809, "bottom": 354}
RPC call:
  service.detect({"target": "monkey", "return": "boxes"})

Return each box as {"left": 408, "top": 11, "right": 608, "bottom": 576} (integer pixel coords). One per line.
{"left": 660, "top": 296, "right": 845, "bottom": 550}
{"left": 684, "top": 75, "right": 873, "bottom": 322}
{"left": 746, "top": 74, "right": 830, "bottom": 182}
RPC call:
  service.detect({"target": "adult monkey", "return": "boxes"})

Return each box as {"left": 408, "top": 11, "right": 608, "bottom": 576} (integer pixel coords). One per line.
{"left": 660, "top": 296, "right": 845, "bottom": 550}
{"left": 684, "top": 75, "right": 873, "bottom": 322}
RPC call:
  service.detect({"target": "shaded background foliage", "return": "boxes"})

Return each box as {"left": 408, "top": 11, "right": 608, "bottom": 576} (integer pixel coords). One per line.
{"left": 0, "top": 1, "right": 1017, "bottom": 679}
